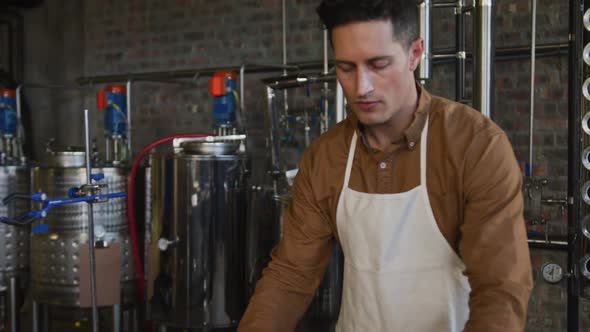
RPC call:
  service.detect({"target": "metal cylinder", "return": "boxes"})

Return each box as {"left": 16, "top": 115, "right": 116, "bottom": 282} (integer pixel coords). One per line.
{"left": 147, "top": 147, "right": 248, "bottom": 329}
{"left": 245, "top": 187, "right": 343, "bottom": 323}
{"left": 30, "top": 151, "right": 134, "bottom": 307}
{"left": 0, "top": 165, "right": 28, "bottom": 331}
{"left": 417, "top": 0, "right": 432, "bottom": 81}
{"left": 473, "top": 0, "right": 494, "bottom": 118}
{"left": 0, "top": 166, "right": 29, "bottom": 283}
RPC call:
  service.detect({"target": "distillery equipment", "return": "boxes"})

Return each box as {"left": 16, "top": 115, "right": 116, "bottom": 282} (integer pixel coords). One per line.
{"left": 147, "top": 140, "right": 248, "bottom": 330}
{"left": 0, "top": 87, "right": 28, "bottom": 332}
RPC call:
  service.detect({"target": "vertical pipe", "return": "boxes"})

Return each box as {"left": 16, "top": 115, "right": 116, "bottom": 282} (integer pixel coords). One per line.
{"left": 132, "top": 308, "right": 138, "bottom": 332}
{"left": 529, "top": 0, "right": 537, "bottom": 175}
{"left": 126, "top": 80, "right": 133, "bottom": 158}
{"left": 474, "top": 0, "right": 495, "bottom": 118}
{"left": 9, "top": 277, "right": 16, "bottom": 332}
{"left": 41, "top": 304, "right": 48, "bottom": 332}
{"left": 568, "top": 0, "right": 582, "bottom": 329}
{"left": 455, "top": 0, "right": 466, "bottom": 101}
{"left": 282, "top": 0, "right": 290, "bottom": 132}
{"left": 15, "top": 84, "right": 24, "bottom": 161}
{"left": 336, "top": 82, "right": 345, "bottom": 123}
{"left": 240, "top": 65, "right": 246, "bottom": 118}
{"left": 84, "top": 109, "right": 99, "bottom": 332}
{"left": 322, "top": 28, "right": 330, "bottom": 133}
{"left": 32, "top": 301, "right": 39, "bottom": 332}
{"left": 266, "top": 86, "right": 281, "bottom": 190}
{"left": 113, "top": 304, "right": 121, "bottom": 332}
{"left": 417, "top": 0, "right": 432, "bottom": 82}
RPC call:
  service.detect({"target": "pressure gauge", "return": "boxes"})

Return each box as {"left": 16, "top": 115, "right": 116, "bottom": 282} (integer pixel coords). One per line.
{"left": 541, "top": 263, "right": 563, "bottom": 284}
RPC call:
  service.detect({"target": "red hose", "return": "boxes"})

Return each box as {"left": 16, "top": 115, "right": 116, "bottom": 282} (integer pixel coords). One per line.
{"left": 128, "top": 133, "right": 212, "bottom": 301}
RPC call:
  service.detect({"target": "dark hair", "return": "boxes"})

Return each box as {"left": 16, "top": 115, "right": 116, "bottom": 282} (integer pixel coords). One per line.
{"left": 316, "top": 0, "right": 419, "bottom": 49}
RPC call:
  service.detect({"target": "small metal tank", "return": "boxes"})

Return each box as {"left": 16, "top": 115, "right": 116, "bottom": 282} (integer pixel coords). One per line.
{"left": 245, "top": 186, "right": 343, "bottom": 324}
{"left": 147, "top": 141, "right": 248, "bottom": 330}
{"left": 0, "top": 166, "right": 30, "bottom": 284}
{"left": 30, "top": 149, "right": 135, "bottom": 307}
{"left": 0, "top": 165, "right": 29, "bottom": 330}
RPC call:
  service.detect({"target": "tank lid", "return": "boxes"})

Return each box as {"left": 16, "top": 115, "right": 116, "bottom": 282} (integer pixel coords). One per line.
{"left": 45, "top": 146, "right": 86, "bottom": 167}
{"left": 180, "top": 141, "right": 240, "bottom": 155}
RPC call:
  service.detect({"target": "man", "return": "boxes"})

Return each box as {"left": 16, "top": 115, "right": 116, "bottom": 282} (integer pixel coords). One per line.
{"left": 239, "top": 0, "right": 533, "bottom": 331}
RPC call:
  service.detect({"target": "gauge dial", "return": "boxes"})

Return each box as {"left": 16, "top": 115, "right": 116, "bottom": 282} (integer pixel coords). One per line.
{"left": 541, "top": 263, "right": 563, "bottom": 284}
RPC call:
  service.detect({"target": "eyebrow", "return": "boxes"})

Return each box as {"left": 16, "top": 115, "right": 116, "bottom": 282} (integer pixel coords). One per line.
{"left": 334, "top": 55, "right": 393, "bottom": 66}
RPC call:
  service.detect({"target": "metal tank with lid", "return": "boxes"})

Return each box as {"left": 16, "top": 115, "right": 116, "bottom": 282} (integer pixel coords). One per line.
{"left": 147, "top": 139, "right": 248, "bottom": 330}
{"left": 0, "top": 87, "right": 29, "bottom": 331}
{"left": 30, "top": 147, "right": 135, "bottom": 307}
{"left": 0, "top": 165, "right": 29, "bottom": 330}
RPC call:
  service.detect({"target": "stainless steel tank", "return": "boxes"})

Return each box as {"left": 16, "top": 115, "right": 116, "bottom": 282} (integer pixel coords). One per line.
{"left": 0, "top": 166, "right": 30, "bottom": 285}
{"left": 30, "top": 150, "right": 135, "bottom": 306}
{"left": 245, "top": 186, "right": 343, "bottom": 323}
{"left": 0, "top": 165, "right": 30, "bottom": 331}
{"left": 147, "top": 141, "right": 248, "bottom": 329}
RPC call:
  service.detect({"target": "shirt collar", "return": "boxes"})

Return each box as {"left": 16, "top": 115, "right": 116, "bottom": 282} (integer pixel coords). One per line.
{"left": 349, "top": 81, "right": 432, "bottom": 151}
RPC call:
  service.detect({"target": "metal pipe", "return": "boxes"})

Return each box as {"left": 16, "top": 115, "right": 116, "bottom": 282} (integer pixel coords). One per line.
{"left": 336, "top": 82, "right": 345, "bottom": 123}
{"left": 455, "top": 0, "right": 466, "bottom": 101}
{"left": 433, "top": 2, "right": 457, "bottom": 8}
{"left": 32, "top": 301, "right": 39, "bottom": 332}
{"left": 431, "top": 43, "right": 569, "bottom": 63}
{"left": 9, "top": 277, "right": 16, "bottom": 332}
{"left": 417, "top": 0, "right": 432, "bottom": 81}
{"left": 567, "top": 0, "right": 582, "bottom": 329}
{"left": 282, "top": 0, "right": 290, "bottom": 134}
{"left": 473, "top": 0, "right": 494, "bottom": 118}
{"left": 84, "top": 109, "right": 99, "bottom": 332}
{"left": 126, "top": 80, "right": 132, "bottom": 158}
{"left": 132, "top": 308, "right": 139, "bottom": 332}
{"left": 282, "top": 0, "right": 287, "bottom": 76}
{"left": 15, "top": 84, "right": 24, "bottom": 161}
{"left": 322, "top": 27, "right": 330, "bottom": 133}
{"left": 78, "top": 61, "right": 328, "bottom": 85}
{"left": 529, "top": 0, "right": 537, "bottom": 175}
{"left": 262, "top": 74, "right": 337, "bottom": 90}
{"left": 528, "top": 239, "right": 569, "bottom": 251}
{"left": 266, "top": 87, "right": 281, "bottom": 183}
{"left": 113, "top": 304, "right": 121, "bottom": 332}
{"left": 17, "top": 83, "right": 91, "bottom": 90}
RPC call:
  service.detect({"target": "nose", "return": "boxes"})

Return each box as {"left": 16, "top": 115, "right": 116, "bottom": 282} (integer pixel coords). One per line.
{"left": 355, "top": 68, "right": 374, "bottom": 97}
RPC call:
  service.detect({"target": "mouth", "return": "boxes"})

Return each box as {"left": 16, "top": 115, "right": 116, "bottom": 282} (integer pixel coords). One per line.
{"left": 354, "top": 101, "right": 380, "bottom": 111}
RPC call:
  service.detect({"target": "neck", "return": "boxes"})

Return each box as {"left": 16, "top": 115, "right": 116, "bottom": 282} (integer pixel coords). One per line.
{"left": 364, "top": 84, "right": 419, "bottom": 151}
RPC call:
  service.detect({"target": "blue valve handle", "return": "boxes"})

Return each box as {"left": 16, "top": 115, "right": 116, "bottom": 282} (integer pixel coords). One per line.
{"left": 0, "top": 191, "right": 127, "bottom": 228}
{"left": 91, "top": 173, "right": 105, "bottom": 181}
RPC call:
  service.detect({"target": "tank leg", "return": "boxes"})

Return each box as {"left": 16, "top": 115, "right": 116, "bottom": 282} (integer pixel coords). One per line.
{"left": 132, "top": 308, "right": 138, "bottom": 332}
{"left": 41, "top": 304, "right": 48, "bottom": 332}
{"left": 9, "top": 277, "right": 17, "bottom": 332}
{"left": 32, "top": 301, "right": 39, "bottom": 332}
{"left": 113, "top": 304, "right": 121, "bottom": 332}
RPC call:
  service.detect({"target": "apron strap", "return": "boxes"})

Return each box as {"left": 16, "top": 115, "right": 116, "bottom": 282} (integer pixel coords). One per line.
{"left": 420, "top": 115, "right": 429, "bottom": 186}
{"left": 343, "top": 132, "right": 358, "bottom": 188}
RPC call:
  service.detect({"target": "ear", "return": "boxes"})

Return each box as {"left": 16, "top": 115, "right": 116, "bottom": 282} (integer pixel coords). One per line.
{"left": 408, "top": 38, "right": 424, "bottom": 71}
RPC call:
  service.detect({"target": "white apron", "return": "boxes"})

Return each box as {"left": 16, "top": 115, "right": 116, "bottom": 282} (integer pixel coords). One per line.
{"left": 335, "top": 118, "right": 470, "bottom": 332}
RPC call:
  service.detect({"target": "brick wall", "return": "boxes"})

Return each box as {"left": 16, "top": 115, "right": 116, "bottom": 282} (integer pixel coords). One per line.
{"left": 15, "top": 0, "right": 586, "bottom": 330}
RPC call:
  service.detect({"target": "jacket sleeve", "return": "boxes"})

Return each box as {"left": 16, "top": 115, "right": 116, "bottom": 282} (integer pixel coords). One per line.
{"left": 460, "top": 128, "right": 533, "bottom": 332}
{"left": 238, "top": 149, "right": 336, "bottom": 332}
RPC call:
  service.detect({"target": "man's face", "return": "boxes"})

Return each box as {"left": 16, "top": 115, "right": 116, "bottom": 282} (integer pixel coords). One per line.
{"left": 332, "top": 19, "right": 423, "bottom": 127}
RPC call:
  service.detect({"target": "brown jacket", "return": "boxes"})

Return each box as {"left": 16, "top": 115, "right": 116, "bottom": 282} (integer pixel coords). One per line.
{"left": 239, "top": 85, "right": 533, "bottom": 331}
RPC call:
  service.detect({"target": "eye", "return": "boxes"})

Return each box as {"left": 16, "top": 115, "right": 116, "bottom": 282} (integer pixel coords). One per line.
{"left": 371, "top": 59, "right": 391, "bottom": 70}
{"left": 336, "top": 63, "right": 355, "bottom": 73}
